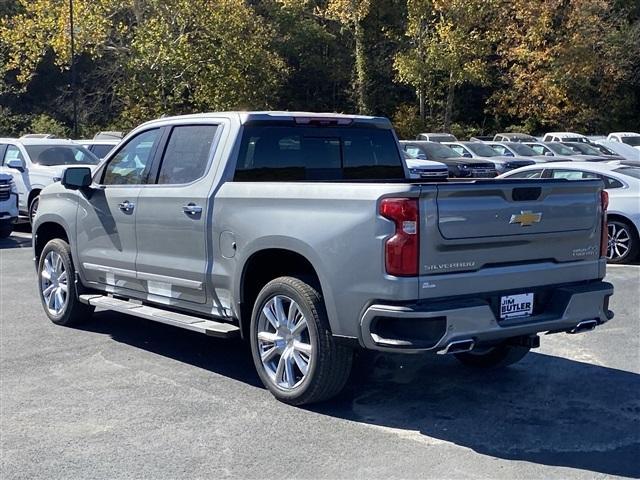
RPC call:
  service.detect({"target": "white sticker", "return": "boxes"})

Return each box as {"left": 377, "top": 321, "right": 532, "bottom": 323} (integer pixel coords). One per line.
{"left": 500, "top": 293, "right": 534, "bottom": 319}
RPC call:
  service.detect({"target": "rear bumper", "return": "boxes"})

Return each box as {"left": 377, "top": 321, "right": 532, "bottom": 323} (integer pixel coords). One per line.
{"left": 359, "top": 281, "right": 614, "bottom": 353}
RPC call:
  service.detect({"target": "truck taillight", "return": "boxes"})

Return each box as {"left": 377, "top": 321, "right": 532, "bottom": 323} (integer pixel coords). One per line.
{"left": 379, "top": 198, "right": 419, "bottom": 276}
{"left": 600, "top": 190, "right": 609, "bottom": 258}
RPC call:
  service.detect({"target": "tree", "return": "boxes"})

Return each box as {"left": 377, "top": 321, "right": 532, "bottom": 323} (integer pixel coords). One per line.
{"left": 325, "top": 0, "right": 372, "bottom": 114}
{"left": 395, "top": 0, "right": 494, "bottom": 129}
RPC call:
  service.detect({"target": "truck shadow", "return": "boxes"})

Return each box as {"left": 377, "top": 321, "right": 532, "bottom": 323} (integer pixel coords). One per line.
{"left": 81, "top": 311, "right": 639, "bottom": 478}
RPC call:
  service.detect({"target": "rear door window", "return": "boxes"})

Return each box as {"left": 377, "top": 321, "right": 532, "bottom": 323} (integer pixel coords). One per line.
{"left": 156, "top": 125, "right": 218, "bottom": 184}
{"left": 234, "top": 126, "right": 404, "bottom": 181}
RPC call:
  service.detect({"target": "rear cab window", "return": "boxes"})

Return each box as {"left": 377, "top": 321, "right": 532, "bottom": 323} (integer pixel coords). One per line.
{"left": 234, "top": 125, "right": 404, "bottom": 181}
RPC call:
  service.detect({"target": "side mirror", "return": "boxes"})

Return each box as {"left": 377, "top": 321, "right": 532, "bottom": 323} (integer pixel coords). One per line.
{"left": 6, "top": 158, "right": 25, "bottom": 172}
{"left": 62, "top": 167, "right": 92, "bottom": 190}
{"left": 504, "top": 151, "right": 514, "bottom": 157}
{"left": 545, "top": 152, "right": 554, "bottom": 157}
{"left": 462, "top": 152, "right": 472, "bottom": 158}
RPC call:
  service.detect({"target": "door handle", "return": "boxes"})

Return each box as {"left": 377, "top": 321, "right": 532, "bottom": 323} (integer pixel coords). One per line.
{"left": 118, "top": 200, "right": 135, "bottom": 212}
{"left": 182, "top": 203, "right": 203, "bottom": 216}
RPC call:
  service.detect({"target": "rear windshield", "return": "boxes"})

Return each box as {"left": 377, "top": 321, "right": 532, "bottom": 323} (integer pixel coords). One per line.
{"left": 614, "top": 167, "right": 640, "bottom": 179}
{"left": 621, "top": 137, "right": 640, "bottom": 147}
{"left": 25, "top": 145, "right": 100, "bottom": 166}
{"left": 418, "top": 142, "right": 461, "bottom": 160}
{"left": 234, "top": 126, "right": 404, "bottom": 181}
{"left": 547, "top": 143, "right": 578, "bottom": 156}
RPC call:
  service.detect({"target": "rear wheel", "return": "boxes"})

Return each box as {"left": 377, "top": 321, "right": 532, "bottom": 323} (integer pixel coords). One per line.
{"left": 38, "top": 238, "right": 94, "bottom": 326}
{"left": 250, "top": 276, "right": 353, "bottom": 405}
{"left": 454, "top": 343, "right": 530, "bottom": 368}
{"left": 607, "top": 219, "right": 638, "bottom": 264}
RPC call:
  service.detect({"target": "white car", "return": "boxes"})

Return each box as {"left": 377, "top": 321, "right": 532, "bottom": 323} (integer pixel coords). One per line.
{"left": 402, "top": 151, "right": 449, "bottom": 180}
{"left": 0, "top": 138, "right": 100, "bottom": 223}
{"left": 542, "top": 132, "right": 590, "bottom": 143}
{"left": 606, "top": 132, "right": 640, "bottom": 150}
{"left": 593, "top": 140, "right": 640, "bottom": 162}
{"left": 499, "top": 161, "right": 640, "bottom": 263}
{"left": 0, "top": 172, "right": 19, "bottom": 238}
{"left": 415, "top": 132, "right": 457, "bottom": 142}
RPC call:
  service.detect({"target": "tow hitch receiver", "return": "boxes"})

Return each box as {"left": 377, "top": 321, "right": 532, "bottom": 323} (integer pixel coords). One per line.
{"left": 508, "top": 334, "right": 540, "bottom": 349}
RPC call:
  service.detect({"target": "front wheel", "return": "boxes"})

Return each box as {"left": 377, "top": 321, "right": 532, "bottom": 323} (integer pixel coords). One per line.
{"left": 0, "top": 223, "right": 12, "bottom": 238}
{"left": 38, "top": 238, "right": 94, "bottom": 326}
{"left": 29, "top": 195, "right": 39, "bottom": 226}
{"left": 250, "top": 276, "right": 353, "bottom": 405}
{"left": 454, "top": 343, "right": 530, "bottom": 368}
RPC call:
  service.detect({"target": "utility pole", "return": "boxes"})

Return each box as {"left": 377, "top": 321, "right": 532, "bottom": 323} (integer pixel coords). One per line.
{"left": 69, "top": 0, "right": 78, "bottom": 137}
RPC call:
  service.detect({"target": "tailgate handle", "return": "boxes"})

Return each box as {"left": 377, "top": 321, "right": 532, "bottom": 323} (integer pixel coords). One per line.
{"left": 512, "top": 187, "right": 541, "bottom": 201}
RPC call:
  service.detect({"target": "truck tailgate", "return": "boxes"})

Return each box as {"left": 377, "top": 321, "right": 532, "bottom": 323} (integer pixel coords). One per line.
{"left": 418, "top": 179, "right": 604, "bottom": 283}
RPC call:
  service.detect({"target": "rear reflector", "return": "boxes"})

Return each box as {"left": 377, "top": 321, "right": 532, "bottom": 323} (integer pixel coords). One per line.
{"left": 379, "top": 198, "right": 419, "bottom": 276}
{"left": 600, "top": 190, "right": 609, "bottom": 258}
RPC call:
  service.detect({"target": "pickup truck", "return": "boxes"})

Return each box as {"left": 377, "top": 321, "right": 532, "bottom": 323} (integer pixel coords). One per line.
{"left": 33, "top": 112, "right": 614, "bottom": 405}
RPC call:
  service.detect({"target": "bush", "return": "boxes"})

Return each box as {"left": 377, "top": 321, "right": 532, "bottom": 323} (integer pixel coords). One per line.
{"left": 28, "top": 114, "right": 70, "bottom": 138}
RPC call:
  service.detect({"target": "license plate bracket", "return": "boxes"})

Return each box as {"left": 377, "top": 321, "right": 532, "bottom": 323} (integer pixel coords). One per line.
{"left": 500, "top": 293, "right": 534, "bottom": 319}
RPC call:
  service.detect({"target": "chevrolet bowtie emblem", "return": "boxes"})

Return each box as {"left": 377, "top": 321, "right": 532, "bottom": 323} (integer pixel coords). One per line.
{"left": 509, "top": 210, "right": 542, "bottom": 226}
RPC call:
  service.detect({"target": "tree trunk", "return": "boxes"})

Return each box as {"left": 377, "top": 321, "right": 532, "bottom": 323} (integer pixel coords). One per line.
{"left": 443, "top": 72, "right": 455, "bottom": 131}
{"left": 419, "top": 87, "right": 426, "bottom": 120}
{"left": 354, "top": 20, "right": 369, "bottom": 115}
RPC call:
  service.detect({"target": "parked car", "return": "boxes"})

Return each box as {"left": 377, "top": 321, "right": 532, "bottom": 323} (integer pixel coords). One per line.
{"left": 32, "top": 111, "right": 614, "bottom": 405}
{"left": 561, "top": 141, "right": 625, "bottom": 161}
{"left": 468, "top": 135, "right": 493, "bottom": 142}
{"left": 607, "top": 132, "right": 640, "bottom": 149}
{"left": 444, "top": 141, "right": 535, "bottom": 174}
{"left": 76, "top": 139, "right": 120, "bottom": 159}
{"left": 486, "top": 141, "right": 561, "bottom": 162}
{"left": 500, "top": 161, "right": 640, "bottom": 264}
{"left": 402, "top": 151, "right": 449, "bottom": 181}
{"left": 20, "top": 133, "right": 56, "bottom": 139}
{"left": 416, "top": 132, "right": 457, "bottom": 142}
{"left": 493, "top": 132, "right": 536, "bottom": 142}
{"left": 400, "top": 140, "right": 497, "bottom": 177}
{"left": 0, "top": 138, "right": 100, "bottom": 223}
{"left": 543, "top": 132, "right": 590, "bottom": 143}
{"left": 0, "top": 172, "right": 19, "bottom": 238}
{"left": 524, "top": 142, "right": 605, "bottom": 162}
{"left": 594, "top": 140, "right": 640, "bottom": 162}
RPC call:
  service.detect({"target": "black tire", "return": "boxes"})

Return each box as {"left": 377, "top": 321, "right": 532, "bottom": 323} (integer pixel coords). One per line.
{"left": 607, "top": 219, "right": 639, "bottom": 264}
{"left": 38, "top": 238, "right": 94, "bottom": 326}
{"left": 29, "top": 195, "right": 39, "bottom": 226}
{"left": 0, "top": 224, "right": 12, "bottom": 238}
{"left": 250, "top": 276, "right": 353, "bottom": 405}
{"left": 454, "top": 343, "right": 530, "bottom": 368}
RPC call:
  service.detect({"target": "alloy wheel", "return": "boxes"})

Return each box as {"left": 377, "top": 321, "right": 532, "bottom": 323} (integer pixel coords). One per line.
{"left": 256, "top": 295, "right": 313, "bottom": 390}
{"left": 607, "top": 221, "right": 631, "bottom": 261}
{"left": 40, "top": 251, "right": 68, "bottom": 315}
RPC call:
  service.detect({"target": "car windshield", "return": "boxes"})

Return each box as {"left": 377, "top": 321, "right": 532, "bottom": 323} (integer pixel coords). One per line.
{"left": 547, "top": 143, "right": 579, "bottom": 155}
{"left": 614, "top": 167, "right": 640, "bottom": 179}
{"left": 621, "top": 136, "right": 640, "bottom": 147}
{"left": 25, "top": 144, "right": 100, "bottom": 166}
{"left": 466, "top": 143, "right": 500, "bottom": 157}
{"left": 508, "top": 143, "right": 537, "bottom": 156}
{"left": 420, "top": 142, "right": 462, "bottom": 160}
{"left": 592, "top": 144, "right": 616, "bottom": 155}
{"left": 565, "top": 143, "right": 602, "bottom": 155}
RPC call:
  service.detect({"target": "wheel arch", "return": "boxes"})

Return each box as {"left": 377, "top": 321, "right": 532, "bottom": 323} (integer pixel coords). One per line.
{"left": 34, "top": 221, "right": 70, "bottom": 264}
{"left": 607, "top": 213, "right": 639, "bottom": 238}
{"left": 236, "top": 247, "right": 330, "bottom": 340}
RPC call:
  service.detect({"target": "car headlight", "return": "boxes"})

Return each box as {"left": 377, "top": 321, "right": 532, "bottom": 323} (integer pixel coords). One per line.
{"left": 459, "top": 164, "right": 469, "bottom": 169}
{"left": 9, "top": 179, "right": 17, "bottom": 193}
{"left": 409, "top": 168, "right": 421, "bottom": 174}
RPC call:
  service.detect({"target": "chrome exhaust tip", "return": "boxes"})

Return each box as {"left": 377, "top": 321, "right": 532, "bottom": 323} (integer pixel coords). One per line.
{"left": 568, "top": 319, "right": 598, "bottom": 334}
{"left": 438, "top": 339, "right": 475, "bottom": 355}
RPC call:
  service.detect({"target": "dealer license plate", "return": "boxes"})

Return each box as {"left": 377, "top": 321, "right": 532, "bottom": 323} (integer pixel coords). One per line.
{"left": 500, "top": 293, "right": 534, "bottom": 319}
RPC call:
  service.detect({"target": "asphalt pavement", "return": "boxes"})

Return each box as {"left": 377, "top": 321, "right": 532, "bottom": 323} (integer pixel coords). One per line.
{"left": 1, "top": 230, "right": 639, "bottom": 479}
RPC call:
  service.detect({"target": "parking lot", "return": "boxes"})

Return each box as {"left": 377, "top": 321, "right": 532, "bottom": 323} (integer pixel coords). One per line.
{"left": 1, "top": 229, "right": 639, "bottom": 479}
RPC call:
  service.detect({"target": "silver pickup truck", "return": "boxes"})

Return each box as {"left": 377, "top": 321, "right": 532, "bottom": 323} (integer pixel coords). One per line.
{"left": 33, "top": 112, "right": 614, "bottom": 405}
